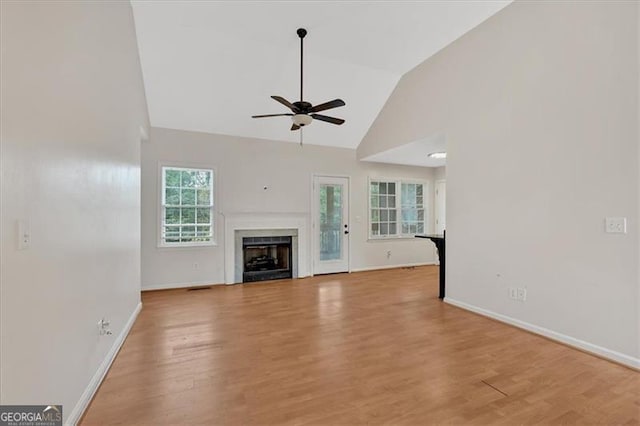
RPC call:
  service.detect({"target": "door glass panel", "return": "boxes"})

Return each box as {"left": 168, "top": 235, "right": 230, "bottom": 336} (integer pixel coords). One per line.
{"left": 319, "top": 184, "right": 342, "bottom": 261}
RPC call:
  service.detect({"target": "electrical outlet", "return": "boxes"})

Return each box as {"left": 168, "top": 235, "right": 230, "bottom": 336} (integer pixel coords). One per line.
{"left": 605, "top": 217, "right": 627, "bottom": 234}
{"left": 517, "top": 288, "right": 527, "bottom": 301}
{"left": 386, "top": 250, "right": 392, "bottom": 259}
{"left": 98, "top": 318, "right": 112, "bottom": 336}
{"left": 193, "top": 262, "right": 199, "bottom": 270}
{"left": 17, "top": 220, "right": 30, "bottom": 250}
{"left": 509, "top": 287, "right": 527, "bottom": 301}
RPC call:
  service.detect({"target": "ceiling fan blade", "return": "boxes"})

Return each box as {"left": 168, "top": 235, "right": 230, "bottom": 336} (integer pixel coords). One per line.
{"left": 311, "top": 114, "right": 345, "bottom": 125}
{"left": 271, "top": 96, "right": 297, "bottom": 112}
{"left": 309, "top": 99, "right": 345, "bottom": 113}
{"left": 252, "top": 113, "right": 293, "bottom": 118}
{"left": 291, "top": 123, "right": 300, "bottom": 131}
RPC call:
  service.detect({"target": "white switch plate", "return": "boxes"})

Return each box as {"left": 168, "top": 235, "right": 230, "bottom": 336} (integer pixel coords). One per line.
{"left": 605, "top": 217, "right": 627, "bottom": 234}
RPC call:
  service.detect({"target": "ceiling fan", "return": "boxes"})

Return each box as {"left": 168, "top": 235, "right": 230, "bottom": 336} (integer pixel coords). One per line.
{"left": 252, "top": 28, "right": 346, "bottom": 132}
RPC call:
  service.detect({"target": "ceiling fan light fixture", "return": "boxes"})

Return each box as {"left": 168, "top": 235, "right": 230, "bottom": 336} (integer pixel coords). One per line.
{"left": 428, "top": 151, "right": 447, "bottom": 159}
{"left": 292, "top": 114, "right": 313, "bottom": 127}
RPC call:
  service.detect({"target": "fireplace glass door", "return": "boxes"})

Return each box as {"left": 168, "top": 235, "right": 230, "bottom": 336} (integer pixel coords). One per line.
{"left": 242, "top": 236, "right": 292, "bottom": 282}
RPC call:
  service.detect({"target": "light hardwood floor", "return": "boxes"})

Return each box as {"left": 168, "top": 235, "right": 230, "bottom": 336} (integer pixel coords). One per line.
{"left": 81, "top": 266, "right": 639, "bottom": 425}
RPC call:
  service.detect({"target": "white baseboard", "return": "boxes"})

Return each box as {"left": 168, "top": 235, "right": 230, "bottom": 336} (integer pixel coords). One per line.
{"left": 67, "top": 302, "right": 142, "bottom": 425}
{"left": 143, "top": 266, "right": 431, "bottom": 290}
{"left": 350, "top": 261, "right": 436, "bottom": 273}
{"left": 444, "top": 297, "right": 640, "bottom": 370}
{"left": 142, "top": 280, "right": 224, "bottom": 291}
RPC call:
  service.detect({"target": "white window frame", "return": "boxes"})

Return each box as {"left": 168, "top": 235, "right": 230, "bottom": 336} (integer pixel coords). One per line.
{"left": 159, "top": 165, "right": 216, "bottom": 248}
{"left": 368, "top": 177, "right": 428, "bottom": 240}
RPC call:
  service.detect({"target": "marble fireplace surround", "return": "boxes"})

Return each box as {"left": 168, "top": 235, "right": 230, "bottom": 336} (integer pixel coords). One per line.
{"left": 224, "top": 213, "right": 310, "bottom": 284}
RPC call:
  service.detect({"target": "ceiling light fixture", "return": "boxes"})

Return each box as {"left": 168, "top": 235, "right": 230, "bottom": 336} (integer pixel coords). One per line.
{"left": 428, "top": 151, "right": 447, "bottom": 159}
{"left": 292, "top": 114, "right": 313, "bottom": 127}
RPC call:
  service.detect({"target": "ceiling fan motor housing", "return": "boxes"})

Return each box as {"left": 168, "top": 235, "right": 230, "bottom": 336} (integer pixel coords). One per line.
{"left": 292, "top": 101, "right": 312, "bottom": 113}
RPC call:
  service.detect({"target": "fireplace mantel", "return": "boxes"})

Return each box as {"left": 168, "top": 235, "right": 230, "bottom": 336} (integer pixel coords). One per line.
{"left": 224, "top": 212, "right": 310, "bottom": 284}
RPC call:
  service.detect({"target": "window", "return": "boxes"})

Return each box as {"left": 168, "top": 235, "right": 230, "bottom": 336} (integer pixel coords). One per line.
{"left": 370, "top": 179, "right": 426, "bottom": 238}
{"left": 161, "top": 166, "right": 214, "bottom": 246}
{"left": 400, "top": 183, "right": 425, "bottom": 235}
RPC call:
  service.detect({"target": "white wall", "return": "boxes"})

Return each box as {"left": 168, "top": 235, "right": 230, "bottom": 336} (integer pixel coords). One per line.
{"left": 358, "top": 1, "right": 639, "bottom": 366}
{"left": 142, "top": 128, "right": 438, "bottom": 290}
{"left": 1, "top": 1, "right": 149, "bottom": 423}
{"left": 637, "top": 1, "right": 640, "bottom": 361}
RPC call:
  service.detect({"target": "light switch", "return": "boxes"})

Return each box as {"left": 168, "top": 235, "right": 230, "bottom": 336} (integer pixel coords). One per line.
{"left": 18, "top": 220, "right": 31, "bottom": 249}
{"left": 605, "top": 217, "right": 627, "bottom": 234}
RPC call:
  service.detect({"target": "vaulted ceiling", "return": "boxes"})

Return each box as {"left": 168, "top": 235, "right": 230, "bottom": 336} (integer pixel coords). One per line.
{"left": 132, "top": 1, "right": 511, "bottom": 149}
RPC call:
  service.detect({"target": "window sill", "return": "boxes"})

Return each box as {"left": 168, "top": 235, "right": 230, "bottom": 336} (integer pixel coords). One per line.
{"left": 157, "top": 242, "right": 218, "bottom": 249}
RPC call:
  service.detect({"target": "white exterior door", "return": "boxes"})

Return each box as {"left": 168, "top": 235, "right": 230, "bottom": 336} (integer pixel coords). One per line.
{"left": 313, "top": 176, "right": 350, "bottom": 274}
{"left": 435, "top": 180, "right": 446, "bottom": 234}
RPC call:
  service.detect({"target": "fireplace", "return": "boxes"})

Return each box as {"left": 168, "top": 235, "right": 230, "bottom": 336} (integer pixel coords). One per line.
{"left": 232, "top": 227, "right": 299, "bottom": 284}
{"left": 242, "top": 236, "right": 292, "bottom": 282}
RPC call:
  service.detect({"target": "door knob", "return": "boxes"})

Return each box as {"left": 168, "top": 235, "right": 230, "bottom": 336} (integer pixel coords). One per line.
{"left": 344, "top": 230, "right": 349, "bottom": 234}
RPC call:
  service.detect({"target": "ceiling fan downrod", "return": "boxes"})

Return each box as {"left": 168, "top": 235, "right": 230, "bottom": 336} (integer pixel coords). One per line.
{"left": 297, "top": 28, "right": 306, "bottom": 103}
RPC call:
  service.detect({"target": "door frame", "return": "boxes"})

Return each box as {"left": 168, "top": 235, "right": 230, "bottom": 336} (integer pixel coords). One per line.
{"left": 433, "top": 179, "right": 446, "bottom": 265}
{"left": 310, "top": 174, "right": 351, "bottom": 276}
{"left": 434, "top": 179, "right": 446, "bottom": 234}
